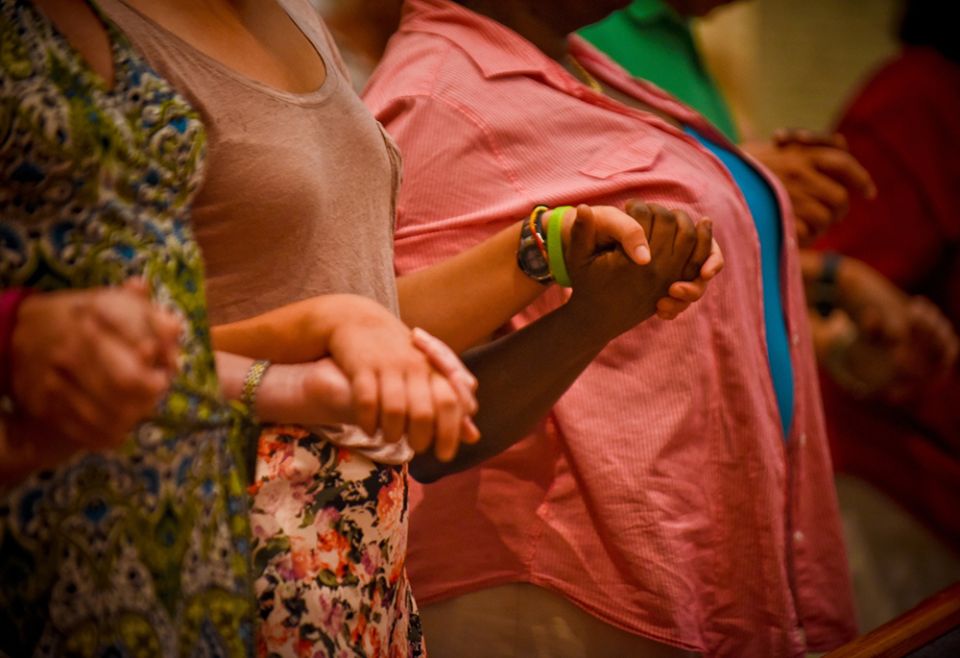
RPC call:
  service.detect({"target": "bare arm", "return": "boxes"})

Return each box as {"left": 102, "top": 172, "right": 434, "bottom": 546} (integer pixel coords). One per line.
{"left": 399, "top": 204, "right": 720, "bottom": 353}
{"left": 411, "top": 203, "right": 723, "bottom": 481}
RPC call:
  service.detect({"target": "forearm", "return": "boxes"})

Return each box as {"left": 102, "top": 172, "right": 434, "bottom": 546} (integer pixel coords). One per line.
{"left": 410, "top": 302, "right": 605, "bottom": 482}
{"left": 211, "top": 294, "right": 375, "bottom": 363}
{"left": 215, "top": 352, "right": 355, "bottom": 427}
{"left": 397, "top": 223, "right": 547, "bottom": 352}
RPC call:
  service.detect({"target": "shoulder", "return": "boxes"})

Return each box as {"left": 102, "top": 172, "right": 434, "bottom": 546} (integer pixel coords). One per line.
{"left": 364, "top": 28, "right": 483, "bottom": 114}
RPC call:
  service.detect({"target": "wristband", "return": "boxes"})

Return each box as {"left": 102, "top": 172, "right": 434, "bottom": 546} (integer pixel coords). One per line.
{"left": 547, "top": 206, "right": 573, "bottom": 288}
{"left": 241, "top": 359, "right": 271, "bottom": 421}
{"left": 0, "top": 288, "right": 34, "bottom": 416}
{"left": 812, "top": 252, "right": 842, "bottom": 318}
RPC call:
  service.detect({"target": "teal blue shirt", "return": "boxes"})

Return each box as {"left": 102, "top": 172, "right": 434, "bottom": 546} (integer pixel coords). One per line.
{"left": 686, "top": 127, "right": 795, "bottom": 436}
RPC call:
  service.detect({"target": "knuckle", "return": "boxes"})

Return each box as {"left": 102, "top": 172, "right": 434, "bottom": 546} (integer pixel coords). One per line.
{"left": 410, "top": 407, "right": 434, "bottom": 426}
{"left": 626, "top": 199, "right": 650, "bottom": 216}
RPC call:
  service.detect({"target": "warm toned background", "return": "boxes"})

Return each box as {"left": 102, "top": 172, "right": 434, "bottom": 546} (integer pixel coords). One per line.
{"left": 697, "top": 0, "right": 900, "bottom": 138}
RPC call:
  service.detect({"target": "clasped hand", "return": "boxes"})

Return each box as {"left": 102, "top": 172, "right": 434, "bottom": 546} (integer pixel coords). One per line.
{"left": 562, "top": 200, "right": 724, "bottom": 340}
{"left": 7, "top": 279, "right": 181, "bottom": 460}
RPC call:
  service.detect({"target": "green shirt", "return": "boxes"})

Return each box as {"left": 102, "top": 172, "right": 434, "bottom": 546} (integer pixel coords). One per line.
{"left": 579, "top": 0, "right": 739, "bottom": 141}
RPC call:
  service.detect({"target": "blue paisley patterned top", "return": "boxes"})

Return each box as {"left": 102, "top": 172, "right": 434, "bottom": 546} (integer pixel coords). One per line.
{"left": 0, "top": 1, "right": 255, "bottom": 655}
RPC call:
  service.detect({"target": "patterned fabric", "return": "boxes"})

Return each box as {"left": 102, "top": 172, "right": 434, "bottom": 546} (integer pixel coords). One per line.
{"left": 250, "top": 426, "right": 424, "bottom": 658}
{"left": 88, "top": 2, "right": 425, "bottom": 655}
{"left": 0, "top": 1, "right": 255, "bottom": 655}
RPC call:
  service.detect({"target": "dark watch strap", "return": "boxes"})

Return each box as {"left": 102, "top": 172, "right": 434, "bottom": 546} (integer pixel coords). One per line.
{"left": 812, "top": 251, "right": 842, "bottom": 317}
{"left": 517, "top": 207, "right": 553, "bottom": 284}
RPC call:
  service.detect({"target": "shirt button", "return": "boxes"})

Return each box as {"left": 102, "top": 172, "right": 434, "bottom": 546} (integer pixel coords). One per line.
{"left": 794, "top": 530, "right": 805, "bottom": 543}
{"left": 798, "top": 432, "right": 807, "bottom": 447}
{"left": 791, "top": 332, "right": 800, "bottom": 347}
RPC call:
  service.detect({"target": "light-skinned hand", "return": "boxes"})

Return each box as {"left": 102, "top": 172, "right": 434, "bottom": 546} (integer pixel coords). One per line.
{"left": 744, "top": 132, "right": 876, "bottom": 245}
{"left": 9, "top": 280, "right": 181, "bottom": 452}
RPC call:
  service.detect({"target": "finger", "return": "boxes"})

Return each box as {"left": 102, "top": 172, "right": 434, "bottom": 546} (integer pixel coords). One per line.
{"left": 90, "top": 289, "right": 159, "bottom": 358}
{"left": 61, "top": 336, "right": 163, "bottom": 435}
{"left": 700, "top": 239, "right": 724, "bottom": 279}
{"left": 378, "top": 370, "right": 407, "bottom": 444}
{"left": 79, "top": 330, "right": 170, "bottom": 408}
{"left": 587, "top": 205, "right": 650, "bottom": 264}
{"left": 121, "top": 277, "right": 151, "bottom": 296}
{"left": 681, "top": 219, "right": 713, "bottom": 281}
{"left": 647, "top": 204, "right": 677, "bottom": 256}
{"left": 624, "top": 199, "right": 654, "bottom": 239}
{"left": 672, "top": 209, "right": 697, "bottom": 263}
{"left": 106, "top": 283, "right": 182, "bottom": 372}
{"left": 910, "top": 298, "right": 958, "bottom": 366}
{"left": 411, "top": 327, "right": 478, "bottom": 414}
{"left": 351, "top": 369, "right": 379, "bottom": 437}
{"left": 667, "top": 279, "right": 707, "bottom": 302}
{"left": 773, "top": 128, "right": 845, "bottom": 149}
{"left": 803, "top": 173, "right": 851, "bottom": 218}
{"left": 404, "top": 371, "right": 435, "bottom": 454}
{"left": 813, "top": 149, "right": 877, "bottom": 199}
{"left": 430, "top": 374, "right": 462, "bottom": 462}
{"left": 656, "top": 297, "right": 690, "bottom": 319}
{"left": 567, "top": 203, "right": 599, "bottom": 275}
{"left": 55, "top": 374, "right": 131, "bottom": 449}
{"left": 150, "top": 308, "right": 184, "bottom": 373}
{"left": 460, "top": 417, "right": 481, "bottom": 445}
{"left": 792, "top": 197, "right": 835, "bottom": 236}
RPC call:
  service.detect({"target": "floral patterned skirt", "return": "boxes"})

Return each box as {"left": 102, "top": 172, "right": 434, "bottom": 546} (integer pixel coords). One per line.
{"left": 250, "top": 426, "right": 425, "bottom": 658}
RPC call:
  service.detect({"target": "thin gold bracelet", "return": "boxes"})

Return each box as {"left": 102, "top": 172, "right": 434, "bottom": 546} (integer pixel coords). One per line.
{"left": 241, "top": 359, "right": 271, "bottom": 420}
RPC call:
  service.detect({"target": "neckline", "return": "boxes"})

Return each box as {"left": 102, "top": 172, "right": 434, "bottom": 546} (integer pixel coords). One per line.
{"left": 113, "top": 0, "right": 339, "bottom": 106}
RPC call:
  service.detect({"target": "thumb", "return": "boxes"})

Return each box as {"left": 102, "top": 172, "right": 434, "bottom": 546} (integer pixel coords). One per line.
{"left": 590, "top": 206, "right": 651, "bottom": 265}
{"left": 568, "top": 205, "right": 599, "bottom": 273}
{"left": 122, "top": 277, "right": 151, "bottom": 298}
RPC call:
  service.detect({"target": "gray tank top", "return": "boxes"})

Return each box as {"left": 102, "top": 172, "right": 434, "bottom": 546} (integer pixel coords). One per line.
{"left": 99, "top": 0, "right": 410, "bottom": 462}
{"left": 99, "top": 0, "right": 402, "bottom": 325}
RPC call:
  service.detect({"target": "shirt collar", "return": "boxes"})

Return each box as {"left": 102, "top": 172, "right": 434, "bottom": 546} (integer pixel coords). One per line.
{"left": 400, "top": 0, "right": 561, "bottom": 80}
{"left": 625, "top": 0, "right": 687, "bottom": 26}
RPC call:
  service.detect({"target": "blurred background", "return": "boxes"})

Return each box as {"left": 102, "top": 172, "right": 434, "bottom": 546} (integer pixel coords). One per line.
{"left": 695, "top": 0, "right": 900, "bottom": 139}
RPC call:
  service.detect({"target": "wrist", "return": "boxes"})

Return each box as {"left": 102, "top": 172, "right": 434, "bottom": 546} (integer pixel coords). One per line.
{"left": 810, "top": 251, "right": 843, "bottom": 317}
{"left": 555, "top": 298, "right": 613, "bottom": 357}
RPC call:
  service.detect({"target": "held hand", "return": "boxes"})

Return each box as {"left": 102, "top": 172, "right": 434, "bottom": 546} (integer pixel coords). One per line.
{"left": 743, "top": 134, "right": 876, "bottom": 245}
{"left": 10, "top": 281, "right": 181, "bottom": 452}
{"left": 836, "top": 257, "right": 910, "bottom": 347}
{"left": 324, "top": 296, "right": 477, "bottom": 461}
{"left": 823, "top": 257, "right": 958, "bottom": 400}
{"left": 883, "top": 297, "right": 958, "bottom": 401}
{"left": 560, "top": 205, "right": 651, "bottom": 265}
{"left": 563, "top": 202, "right": 708, "bottom": 342}
{"left": 626, "top": 201, "right": 723, "bottom": 320}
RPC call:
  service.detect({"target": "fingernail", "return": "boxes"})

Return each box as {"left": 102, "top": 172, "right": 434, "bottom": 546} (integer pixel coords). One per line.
{"left": 464, "top": 419, "right": 481, "bottom": 443}
{"left": 635, "top": 246, "right": 650, "bottom": 263}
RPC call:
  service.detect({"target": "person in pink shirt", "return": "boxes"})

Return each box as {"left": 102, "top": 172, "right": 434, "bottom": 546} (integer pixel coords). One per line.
{"left": 364, "top": 0, "right": 856, "bottom": 656}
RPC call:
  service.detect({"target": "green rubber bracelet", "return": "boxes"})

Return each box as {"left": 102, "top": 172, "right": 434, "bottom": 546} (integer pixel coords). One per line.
{"left": 547, "top": 206, "right": 573, "bottom": 287}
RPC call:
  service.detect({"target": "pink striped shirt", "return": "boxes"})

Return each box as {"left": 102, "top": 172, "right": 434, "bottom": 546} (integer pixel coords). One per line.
{"left": 364, "top": 1, "right": 856, "bottom": 655}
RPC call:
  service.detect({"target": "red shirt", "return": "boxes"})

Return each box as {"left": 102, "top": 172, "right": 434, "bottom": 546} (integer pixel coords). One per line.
{"left": 818, "top": 47, "right": 960, "bottom": 549}
{"left": 365, "top": 1, "right": 856, "bottom": 655}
